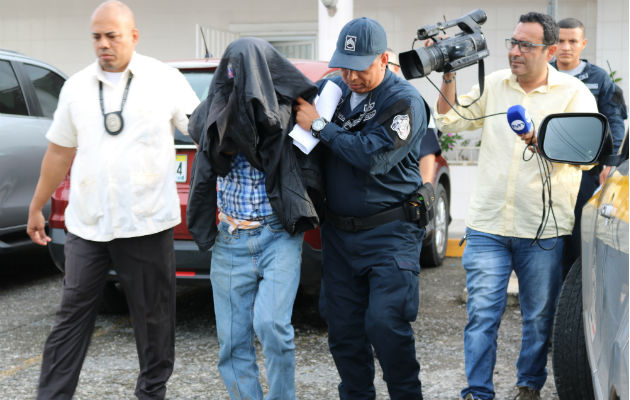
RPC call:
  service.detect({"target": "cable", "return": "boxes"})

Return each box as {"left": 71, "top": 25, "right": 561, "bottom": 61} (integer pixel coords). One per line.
{"left": 521, "top": 122, "right": 558, "bottom": 250}
{"left": 427, "top": 78, "right": 559, "bottom": 249}
{"left": 425, "top": 75, "right": 507, "bottom": 121}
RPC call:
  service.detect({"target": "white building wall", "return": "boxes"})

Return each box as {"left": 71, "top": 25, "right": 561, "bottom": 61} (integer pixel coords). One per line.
{"left": 0, "top": 0, "right": 318, "bottom": 74}
{"left": 1, "top": 0, "right": 625, "bottom": 86}
{"left": 1, "top": 0, "right": 626, "bottom": 85}
{"left": 318, "top": 0, "right": 353, "bottom": 63}
{"left": 595, "top": 0, "right": 629, "bottom": 103}
{"left": 351, "top": 0, "right": 616, "bottom": 110}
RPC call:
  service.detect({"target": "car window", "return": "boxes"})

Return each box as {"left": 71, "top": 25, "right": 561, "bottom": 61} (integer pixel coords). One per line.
{"left": 175, "top": 69, "right": 215, "bottom": 145}
{"left": 182, "top": 70, "right": 214, "bottom": 101}
{"left": 23, "top": 63, "right": 64, "bottom": 118}
{"left": 0, "top": 60, "right": 28, "bottom": 116}
{"left": 322, "top": 70, "right": 341, "bottom": 79}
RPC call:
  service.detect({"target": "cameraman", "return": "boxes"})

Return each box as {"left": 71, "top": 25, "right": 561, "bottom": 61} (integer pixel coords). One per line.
{"left": 434, "top": 12, "right": 596, "bottom": 400}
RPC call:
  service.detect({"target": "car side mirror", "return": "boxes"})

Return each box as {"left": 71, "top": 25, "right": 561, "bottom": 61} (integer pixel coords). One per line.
{"left": 538, "top": 112, "right": 613, "bottom": 165}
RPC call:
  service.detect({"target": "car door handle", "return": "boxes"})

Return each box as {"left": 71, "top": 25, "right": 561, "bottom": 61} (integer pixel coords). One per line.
{"left": 600, "top": 204, "right": 614, "bottom": 219}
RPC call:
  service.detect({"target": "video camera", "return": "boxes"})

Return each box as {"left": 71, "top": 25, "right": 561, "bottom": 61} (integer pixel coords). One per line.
{"left": 400, "top": 9, "right": 490, "bottom": 80}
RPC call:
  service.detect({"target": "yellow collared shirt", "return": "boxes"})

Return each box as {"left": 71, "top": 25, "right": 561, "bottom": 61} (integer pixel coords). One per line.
{"left": 435, "top": 65, "right": 597, "bottom": 238}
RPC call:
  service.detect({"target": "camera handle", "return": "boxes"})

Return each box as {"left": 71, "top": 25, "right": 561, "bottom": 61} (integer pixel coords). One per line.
{"left": 454, "top": 58, "right": 485, "bottom": 109}
{"left": 427, "top": 59, "right": 507, "bottom": 123}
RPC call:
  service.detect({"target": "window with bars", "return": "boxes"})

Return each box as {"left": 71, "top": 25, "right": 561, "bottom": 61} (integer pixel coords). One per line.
{"left": 269, "top": 40, "right": 315, "bottom": 59}
{"left": 196, "top": 25, "right": 316, "bottom": 60}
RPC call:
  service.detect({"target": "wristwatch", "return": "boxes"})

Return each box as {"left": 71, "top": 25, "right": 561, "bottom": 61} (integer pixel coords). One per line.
{"left": 310, "top": 117, "right": 328, "bottom": 138}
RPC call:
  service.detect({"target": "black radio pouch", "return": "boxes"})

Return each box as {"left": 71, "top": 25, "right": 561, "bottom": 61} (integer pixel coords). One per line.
{"left": 404, "top": 182, "right": 435, "bottom": 228}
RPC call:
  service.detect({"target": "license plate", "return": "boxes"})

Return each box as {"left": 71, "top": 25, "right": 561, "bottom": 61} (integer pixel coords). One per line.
{"left": 175, "top": 154, "right": 187, "bottom": 183}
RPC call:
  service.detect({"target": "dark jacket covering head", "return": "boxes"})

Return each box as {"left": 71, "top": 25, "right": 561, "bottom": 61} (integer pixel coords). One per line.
{"left": 187, "top": 37, "right": 323, "bottom": 251}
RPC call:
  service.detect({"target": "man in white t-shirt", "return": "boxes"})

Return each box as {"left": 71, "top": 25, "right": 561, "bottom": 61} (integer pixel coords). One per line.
{"left": 26, "top": 1, "right": 199, "bottom": 398}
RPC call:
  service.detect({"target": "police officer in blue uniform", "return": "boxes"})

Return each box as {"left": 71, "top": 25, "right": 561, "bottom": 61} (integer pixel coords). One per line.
{"left": 295, "top": 17, "right": 429, "bottom": 400}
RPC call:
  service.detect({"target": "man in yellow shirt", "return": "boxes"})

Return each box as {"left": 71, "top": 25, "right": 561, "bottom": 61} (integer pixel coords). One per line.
{"left": 433, "top": 12, "right": 596, "bottom": 400}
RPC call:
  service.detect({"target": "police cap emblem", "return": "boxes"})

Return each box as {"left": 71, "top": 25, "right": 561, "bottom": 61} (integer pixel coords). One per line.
{"left": 344, "top": 35, "right": 356, "bottom": 52}
{"left": 391, "top": 114, "right": 410, "bottom": 140}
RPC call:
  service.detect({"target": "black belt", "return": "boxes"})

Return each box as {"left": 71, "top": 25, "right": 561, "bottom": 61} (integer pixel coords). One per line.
{"left": 325, "top": 184, "right": 435, "bottom": 233}
{"left": 326, "top": 204, "right": 419, "bottom": 233}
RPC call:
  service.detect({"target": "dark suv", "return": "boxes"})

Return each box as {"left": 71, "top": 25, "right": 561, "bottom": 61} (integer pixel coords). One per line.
{"left": 48, "top": 58, "right": 451, "bottom": 311}
{"left": 0, "top": 50, "right": 66, "bottom": 254}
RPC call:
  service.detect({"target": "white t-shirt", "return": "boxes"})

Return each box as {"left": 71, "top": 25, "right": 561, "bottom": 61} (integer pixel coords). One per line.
{"left": 102, "top": 70, "right": 123, "bottom": 86}
{"left": 350, "top": 92, "right": 368, "bottom": 110}
{"left": 562, "top": 60, "right": 587, "bottom": 77}
{"left": 46, "top": 52, "right": 200, "bottom": 241}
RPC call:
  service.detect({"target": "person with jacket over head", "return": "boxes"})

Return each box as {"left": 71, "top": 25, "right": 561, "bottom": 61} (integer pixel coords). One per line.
{"left": 187, "top": 37, "right": 323, "bottom": 400}
{"left": 295, "top": 17, "right": 429, "bottom": 400}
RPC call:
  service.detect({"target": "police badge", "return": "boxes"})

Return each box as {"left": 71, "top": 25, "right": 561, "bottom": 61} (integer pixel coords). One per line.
{"left": 104, "top": 111, "right": 124, "bottom": 135}
{"left": 99, "top": 72, "right": 133, "bottom": 135}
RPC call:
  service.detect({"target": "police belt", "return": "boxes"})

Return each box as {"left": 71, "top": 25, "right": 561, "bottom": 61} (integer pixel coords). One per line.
{"left": 326, "top": 202, "right": 427, "bottom": 233}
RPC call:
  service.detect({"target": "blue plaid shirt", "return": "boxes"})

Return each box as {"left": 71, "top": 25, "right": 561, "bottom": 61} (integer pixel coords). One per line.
{"left": 216, "top": 153, "right": 273, "bottom": 220}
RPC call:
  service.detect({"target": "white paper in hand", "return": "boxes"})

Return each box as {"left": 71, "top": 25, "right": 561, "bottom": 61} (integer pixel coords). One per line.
{"left": 290, "top": 81, "right": 342, "bottom": 154}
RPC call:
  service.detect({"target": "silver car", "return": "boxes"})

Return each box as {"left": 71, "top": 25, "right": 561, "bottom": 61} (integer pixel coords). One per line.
{"left": 538, "top": 112, "right": 628, "bottom": 400}
{"left": 0, "top": 49, "right": 66, "bottom": 253}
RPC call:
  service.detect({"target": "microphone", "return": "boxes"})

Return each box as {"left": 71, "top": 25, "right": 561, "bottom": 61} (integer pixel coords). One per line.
{"left": 507, "top": 105, "right": 533, "bottom": 135}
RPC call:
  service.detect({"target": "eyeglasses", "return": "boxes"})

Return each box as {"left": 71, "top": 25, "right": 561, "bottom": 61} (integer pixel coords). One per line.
{"left": 388, "top": 61, "right": 400, "bottom": 68}
{"left": 505, "top": 38, "right": 547, "bottom": 53}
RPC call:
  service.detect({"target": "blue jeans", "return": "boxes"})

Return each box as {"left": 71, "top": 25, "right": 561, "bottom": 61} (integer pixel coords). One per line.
{"left": 210, "top": 215, "right": 304, "bottom": 400}
{"left": 461, "top": 228, "right": 564, "bottom": 400}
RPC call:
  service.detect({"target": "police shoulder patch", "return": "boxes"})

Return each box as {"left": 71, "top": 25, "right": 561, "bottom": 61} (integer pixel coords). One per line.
{"left": 391, "top": 114, "right": 411, "bottom": 140}
{"left": 377, "top": 99, "right": 414, "bottom": 149}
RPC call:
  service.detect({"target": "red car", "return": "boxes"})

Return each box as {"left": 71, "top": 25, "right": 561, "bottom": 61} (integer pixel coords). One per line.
{"left": 48, "top": 58, "right": 451, "bottom": 312}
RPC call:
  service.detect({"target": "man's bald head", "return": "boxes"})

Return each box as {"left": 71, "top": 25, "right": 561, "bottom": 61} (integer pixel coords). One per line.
{"left": 91, "top": 0, "right": 138, "bottom": 72}
{"left": 92, "top": 1, "right": 135, "bottom": 27}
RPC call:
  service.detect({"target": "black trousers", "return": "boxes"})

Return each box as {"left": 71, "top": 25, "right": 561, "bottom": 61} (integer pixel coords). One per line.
{"left": 37, "top": 229, "right": 176, "bottom": 400}
{"left": 319, "top": 221, "right": 425, "bottom": 400}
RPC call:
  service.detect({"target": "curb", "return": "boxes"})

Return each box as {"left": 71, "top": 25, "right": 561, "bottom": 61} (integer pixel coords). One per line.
{"left": 446, "top": 238, "right": 465, "bottom": 257}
